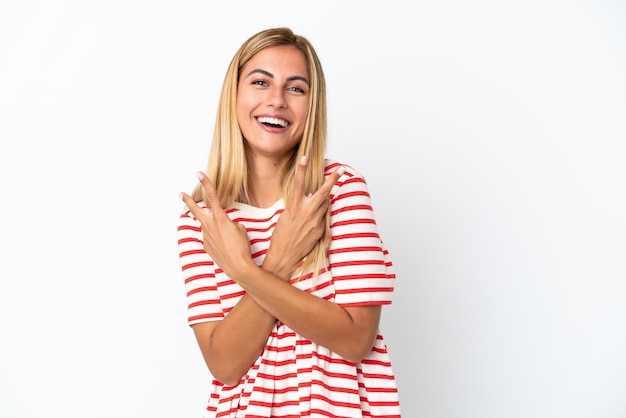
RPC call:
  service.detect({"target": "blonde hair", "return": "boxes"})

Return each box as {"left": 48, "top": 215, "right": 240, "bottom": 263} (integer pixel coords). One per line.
{"left": 191, "top": 27, "right": 329, "bottom": 280}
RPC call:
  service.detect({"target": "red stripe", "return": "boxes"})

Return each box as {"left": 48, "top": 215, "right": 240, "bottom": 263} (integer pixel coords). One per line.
{"left": 187, "top": 286, "right": 216, "bottom": 296}
{"left": 332, "top": 218, "right": 377, "bottom": 228}
{"left": 181, "top": 260, "right": 213, "bottom": 271}
{"left": 179, "top": 249, "right": 205, "bottom": 258}
{"left": 188, "top": 313, "right": 222, "bottom": 322}
{"left": 332, "top": 232, "right": 380, "bottom": 240}
{"left": 331, "top": 259, "right": 386, "bottom": 268}
{"left": 177, "top": 224, "right": 201, "bottom": 233}
{"left": 177, "top": 237, "right": 199, "bottom": 245}
{"left": 331, "top": 204, "right": 373, "bottom": 216}
{"left": 183, "top": 273, "right": 214, "bottom": 285}
{"left": 336, "top": 287, "right": 395, "bottom": 295}
{"left": 329, "top": 245, "right": 382, "bottom": 254}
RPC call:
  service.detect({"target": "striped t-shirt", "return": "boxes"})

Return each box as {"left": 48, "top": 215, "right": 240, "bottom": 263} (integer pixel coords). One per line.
{"left": 177, "top": 160, "right": 401, "bottom": 417}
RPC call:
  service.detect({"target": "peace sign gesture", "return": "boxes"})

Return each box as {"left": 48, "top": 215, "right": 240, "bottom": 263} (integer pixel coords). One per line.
{"left": 264, "top": 157, "right": 345, "bottom": 279}
{"left": 179, "top": 156, "right": 345, "bottom": 282}
{"left": 179, "top": 172, "right": 257, "bottom": 280}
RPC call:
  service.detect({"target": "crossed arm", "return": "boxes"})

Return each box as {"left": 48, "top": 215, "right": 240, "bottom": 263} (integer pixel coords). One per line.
{"left": 179, "top": 158, "right": 381, "bottom": 386}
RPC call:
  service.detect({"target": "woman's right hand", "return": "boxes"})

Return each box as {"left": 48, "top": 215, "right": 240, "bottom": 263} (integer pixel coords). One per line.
{"left": 263, "top": 156, "right": 344, "bottom": 278}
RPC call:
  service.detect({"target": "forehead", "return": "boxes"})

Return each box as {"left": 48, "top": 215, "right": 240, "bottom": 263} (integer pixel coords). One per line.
{"left": 242, "top": 45, "right": 309, "bottom": 78}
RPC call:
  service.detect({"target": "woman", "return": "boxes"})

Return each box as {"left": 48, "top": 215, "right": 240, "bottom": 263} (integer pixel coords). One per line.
{"left": 178, "top": 27, "right": 401, "bottom": 417}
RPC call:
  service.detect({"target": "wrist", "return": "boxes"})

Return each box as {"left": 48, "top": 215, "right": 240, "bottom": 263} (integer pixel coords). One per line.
{"left": 262, "top": 255, "right": 294, "bottom": 281}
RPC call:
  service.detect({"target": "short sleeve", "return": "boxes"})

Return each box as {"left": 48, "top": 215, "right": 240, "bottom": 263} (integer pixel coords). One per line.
{"left": 326, "top": 163, "right": 396, "bottom": 307}
{"left": 177, "top": 208, "right": 225, "bottom": 325}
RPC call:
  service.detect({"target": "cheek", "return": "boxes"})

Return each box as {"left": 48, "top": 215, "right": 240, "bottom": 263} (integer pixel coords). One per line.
{"left": 235, "top": 99, "right": 251, "bottom": 137}
{"left": 236, "top": 84, "right": 256, "bottom": 112}
{"left": 236, "top": 92, "right": 247, "bottom": 116}
{"left": 236, "top": 95, "right": 254, "bottom": 125}
{"left": 293, "top": 101, "right": 310, "bottom": 124}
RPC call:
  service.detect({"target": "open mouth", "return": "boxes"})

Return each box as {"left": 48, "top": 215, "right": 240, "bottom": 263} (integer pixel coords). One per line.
{"left": 257, "top": 116, "right": 288, "bottom": 128}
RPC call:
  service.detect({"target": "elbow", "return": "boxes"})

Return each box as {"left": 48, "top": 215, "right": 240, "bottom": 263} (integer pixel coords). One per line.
{"left": 215, "top": 375, "right": 244, "bottom": 387}
{"left": 197, "top": 338, "right": 247, "bottom": 386}
{"left": 208, "top": 363, "right": 245, "bottom": 387}
{"left": 342, "top": 349, "right": 373, "bottom": 364}
{"left": 200, "top": 348, "right": 246, "bottom": 386}
{"left": 339, "top": 336, "right": 377, "bottom": 363}
{"left": 337, "top": 305, "right": 382, "bottom": 363}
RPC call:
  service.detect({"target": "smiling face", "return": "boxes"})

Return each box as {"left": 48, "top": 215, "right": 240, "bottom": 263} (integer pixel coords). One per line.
{"left": 236, "top": 45, "right": 310, "bottom": 161}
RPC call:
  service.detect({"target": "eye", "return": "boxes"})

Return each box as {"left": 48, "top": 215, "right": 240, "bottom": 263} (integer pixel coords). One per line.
{"left": 287, "top": 85, "right": 306, "bottom": 94}
{"left": 252, "top": 80, "right": 269, "bottom": 86}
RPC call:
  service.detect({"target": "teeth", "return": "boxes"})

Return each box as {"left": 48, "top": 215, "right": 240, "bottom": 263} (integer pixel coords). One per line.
{"left": 257, "top": 116, "right": 288, "bottom": 127}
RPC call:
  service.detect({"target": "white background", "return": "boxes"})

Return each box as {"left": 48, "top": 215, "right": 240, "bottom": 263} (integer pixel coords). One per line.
{"left": 1, "top": 1, "right": 625, "bottom": 417}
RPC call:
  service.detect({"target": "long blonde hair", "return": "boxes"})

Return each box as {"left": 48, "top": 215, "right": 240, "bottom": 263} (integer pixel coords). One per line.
{"left": 191, "top": 27, "right": 330, "bottom": 279}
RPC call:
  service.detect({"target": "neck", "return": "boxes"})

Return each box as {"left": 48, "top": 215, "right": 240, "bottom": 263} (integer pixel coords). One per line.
{"left": 246, "top": 155, "right": 287, "bottom": 208}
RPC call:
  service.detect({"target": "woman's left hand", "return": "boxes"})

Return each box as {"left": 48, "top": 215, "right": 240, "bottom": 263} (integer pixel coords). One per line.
{"left": 264, "top": 156, "right": 344, "bottom": 278}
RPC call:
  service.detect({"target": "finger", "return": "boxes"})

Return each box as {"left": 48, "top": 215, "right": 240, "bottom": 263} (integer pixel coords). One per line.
{"left": 196, "top": 171, "right": 226, "bottom": 217}
{"left": 294, "top": 155, "right": 308, "bottom": 198}
{"left": 179, "top": 191, "right": 207, "bottom": 220}
{"left": 301, "top": 165, "right": 344, "bottom": 216}
{"left": 317, "top": 165, "right": 345, "bottom": 197}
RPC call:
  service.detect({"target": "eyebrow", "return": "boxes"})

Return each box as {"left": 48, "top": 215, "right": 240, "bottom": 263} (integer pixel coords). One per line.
{"left": 245, "top": 69, "right": 310, "bottom": 86}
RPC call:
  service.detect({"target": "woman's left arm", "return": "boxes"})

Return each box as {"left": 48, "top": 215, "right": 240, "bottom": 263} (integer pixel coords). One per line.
{"left": 229, "top": 264, "right": 382, "bottom": 363}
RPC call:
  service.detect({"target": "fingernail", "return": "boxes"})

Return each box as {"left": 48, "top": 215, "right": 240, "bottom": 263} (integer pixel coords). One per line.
{"left": 196, "top": 172, "right": 204, "bottom": 180}
{"left": 300, "top": 155, "right": 308, "bottom": 165}
{"left": 178, "top": 192, "right": 184, "bottom": 200}
{"left": 337, "top": 166, "right": 345, "bottom": 176}
{"left": 307, "top": 192, "right": 313, "bottom": 198}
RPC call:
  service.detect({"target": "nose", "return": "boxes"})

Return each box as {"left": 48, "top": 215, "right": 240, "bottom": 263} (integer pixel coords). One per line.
{"left": 267, "top": 87, "right": 287, "bottom": 108}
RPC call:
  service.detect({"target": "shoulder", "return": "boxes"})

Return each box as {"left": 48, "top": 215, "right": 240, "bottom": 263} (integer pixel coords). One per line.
{"left": 324, "top": 159, "right": 373, "bottom": 204}
{"left": 324, "top": 158, "right": 367, "bottom": 181}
